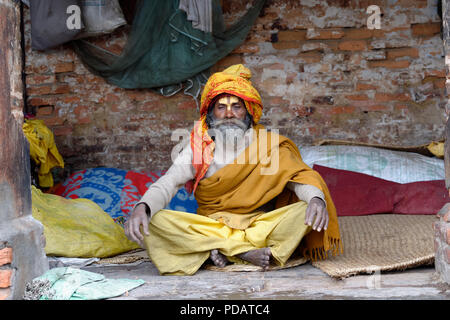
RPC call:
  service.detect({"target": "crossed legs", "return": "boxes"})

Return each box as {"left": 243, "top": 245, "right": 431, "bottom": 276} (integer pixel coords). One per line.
{"left": 210, "top": 247, "right": 272, "bottom": 270}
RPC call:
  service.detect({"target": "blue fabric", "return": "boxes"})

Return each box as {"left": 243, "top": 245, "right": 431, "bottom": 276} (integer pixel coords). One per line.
{"left": 56, "top": 167, "right": 198, "bottom": 225}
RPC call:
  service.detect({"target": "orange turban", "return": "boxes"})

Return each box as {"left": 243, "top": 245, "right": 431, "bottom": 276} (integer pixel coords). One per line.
{"left": 187, "top": 64, "right": 263, "bottom": 193}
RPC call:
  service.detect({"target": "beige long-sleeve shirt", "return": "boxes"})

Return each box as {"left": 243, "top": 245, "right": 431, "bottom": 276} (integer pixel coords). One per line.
{"left": 138, "top": 128, "right": 325, "bottom": 218}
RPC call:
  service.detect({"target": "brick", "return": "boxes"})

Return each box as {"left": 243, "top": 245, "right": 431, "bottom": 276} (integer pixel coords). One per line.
{"left": 27, "top": 97, "right": 56, "bottom": 107}
{"left": 231, "top": 43, "right": 259, "bottom": 54}
{"left": 0, "top": 288, "right": 10, "bottom": 300}
{"left": 74, "top": 105, "right": 91, "bottom": 124}
{"left": 0, "top": 248, "right": 12, "bottom": 267}
{"left": 375, "top": 92, "right": 411, "bottom": 102}
{"left": 272, "top": 41, "right": 301, "bottom": 50}
{"left": 346, "top": 94, "right": 369, "bottom": 101}
{"left": 27, "top": 85, "right": 52, "bottom": 95}
{"left": 40, "top": 116, "right": 65, "bottom": 126}
{"left": 425, "top": 69, "right": 446, "bottom": 78}
{"left": 26, "top": 74, "right": 55, "bottom": 85}
{"left": 178, "top": 100, "right": 196, "bottom": 110}
{"left": 386, "top": 48, "right": 419, "bottom": 59}
{"left": 53, "top": 125, "right": 73, "bottom": 136}
{"left": 105, "top": 93, "right": 121, "bottom": 103}
{"left": 356, "top": 83, "right": 378, "bottom": 91}
{"left": 0, "top": 270, "right": 12, "bottom": 288}
{"left": 395, "top": 104, "right": 408, "bottom": 110}
{"left": 52, "top": 84, "right": 71, "bottom": 94}
{"left": 54, "top": 62, "right": 74, "bottom": 73}
{"left": 344, "top": 28, "right": 378, "bottom": 39}
{"left": 363, "top": 104, "right": 389, "bottom": 112}
{"left": 368, "top": 60, "right": 410, "bottom": 69}
{"left": 412, "top": 23, "right": 442, "bottom": 36}
{"left": 297, "top": 52, "right": 322, "bottom": 63}
{"left": 62, "top": 95, "right": 81, "bottom": 104}
{"left": 278, "top": 30, "right": 307, "bottom": 41}
{"left": 338, "top": 40, "right": 366, "bottom": 51}
{"left": 306, "top": 28, "right": 344, "bottom": 40}
{"left": 36, "top": 105, "right": 54, "bottom": 117}
{"left": 329, "top": 106, "right": 356, "bottom": 114}
{"left": 434, "top": 78, "right": 445, "bottom": 89}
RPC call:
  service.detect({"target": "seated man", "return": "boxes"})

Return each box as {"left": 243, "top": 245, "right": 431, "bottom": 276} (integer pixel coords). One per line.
{"left": 125, "top": 64, "right": 342, "bottom": 275}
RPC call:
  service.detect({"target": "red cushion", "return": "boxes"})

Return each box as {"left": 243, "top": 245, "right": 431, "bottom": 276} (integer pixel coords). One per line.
{"left": 313, "top": 164, "right": 449, "bottom": 216}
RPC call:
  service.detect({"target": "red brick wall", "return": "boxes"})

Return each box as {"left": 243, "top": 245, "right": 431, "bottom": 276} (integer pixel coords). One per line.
{"left": 23, "top": 1, "right": 446, "bottom": 175}
{"left": 0, "top": 247, "right": 13, "bottom": 300}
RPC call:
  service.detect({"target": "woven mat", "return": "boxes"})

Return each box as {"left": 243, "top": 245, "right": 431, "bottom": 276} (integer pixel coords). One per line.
{"left": 204, "top": 254, "right": 309, "bottom": 272}
{"left": 312, "top": 214, "right": 436, "bottom": 279}
{"left": 96, "top": 249, "right": 150, "bottom": 265}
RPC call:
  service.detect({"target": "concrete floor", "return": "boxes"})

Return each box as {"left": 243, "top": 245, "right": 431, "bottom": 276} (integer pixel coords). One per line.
{"left": 81, "top": 260, "right": 449, "bottom": 300}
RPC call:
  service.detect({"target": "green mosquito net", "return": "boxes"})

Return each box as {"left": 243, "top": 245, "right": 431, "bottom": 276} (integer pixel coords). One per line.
{"left": 72, "top": 0, "right": 266, "bottom": 102}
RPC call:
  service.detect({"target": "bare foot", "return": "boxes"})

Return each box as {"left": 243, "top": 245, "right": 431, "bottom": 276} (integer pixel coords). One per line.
{"left": 210, "top": 249, "right": 228, "bottom": 268}
{"left": 237, "top": 247, "right": 271, "bottom": 270}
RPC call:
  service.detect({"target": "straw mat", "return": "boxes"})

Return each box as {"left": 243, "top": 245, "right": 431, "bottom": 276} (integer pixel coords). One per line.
{"left": 96, "top": 249, "right": 150, "bottom": 265}
{"left": 312, "top": 214, "right": 436, "bottom": 278}
{"left": 204, "top": 253, "right": 309, "bottom": 272}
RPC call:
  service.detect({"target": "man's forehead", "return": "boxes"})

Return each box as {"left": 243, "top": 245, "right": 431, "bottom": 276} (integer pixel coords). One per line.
{"left": 216, "top": 95, "right": 241, "bottom": 105}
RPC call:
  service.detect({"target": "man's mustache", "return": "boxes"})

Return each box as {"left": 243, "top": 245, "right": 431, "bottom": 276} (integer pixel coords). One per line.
{"left": 211, "top": 118, "right": 248, "bottom": 130}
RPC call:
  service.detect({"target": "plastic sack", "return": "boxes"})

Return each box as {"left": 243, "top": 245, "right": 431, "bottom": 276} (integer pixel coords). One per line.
{"left": 31, "top": 186, "right": 139, "bottom": 258}
{"left": 76, "top": 0, "right": 127, "bottom": 38}
{"left": 30, "top": 0, "right": 84, "bottom": 50}
{"left": 300, "top": 145, "right": 445, "bottom": 184}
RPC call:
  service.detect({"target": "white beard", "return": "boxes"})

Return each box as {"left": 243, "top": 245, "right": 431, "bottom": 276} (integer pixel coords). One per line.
{"left": 208, "top": 118, "right": 251, "bottom": 164}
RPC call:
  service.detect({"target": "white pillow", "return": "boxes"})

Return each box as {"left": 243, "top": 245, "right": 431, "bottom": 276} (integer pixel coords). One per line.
{"left": 299, "top": 145, "right": 445, "bottom": 184}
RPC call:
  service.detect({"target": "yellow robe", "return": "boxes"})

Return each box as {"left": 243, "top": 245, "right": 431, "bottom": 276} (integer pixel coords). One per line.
{"left": 143, "top": 125, "right": 342, "bottom": 275}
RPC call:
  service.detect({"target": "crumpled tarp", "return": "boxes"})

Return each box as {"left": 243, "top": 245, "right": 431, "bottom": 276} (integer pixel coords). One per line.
{"left": 24, "top": 267, "right": 144, "bottom": 300}
{"left": 23, "top": 119, "right": 64, "bottom": 188}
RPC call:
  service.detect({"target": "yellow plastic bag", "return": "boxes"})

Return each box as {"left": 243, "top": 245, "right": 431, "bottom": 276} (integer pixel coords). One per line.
{"left": 427, "top": 141, "right": 444, "bottom": 158}
{"left": 23, "top": 119, "right": 64, "bottom": 188}
{"left": 31, "top": 186, "right": 139, "bottom": 258}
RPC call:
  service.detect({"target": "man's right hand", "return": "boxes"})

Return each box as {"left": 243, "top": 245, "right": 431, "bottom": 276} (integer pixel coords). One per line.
{"left": 124, "top": 203, "right": 150, "bottom": 247}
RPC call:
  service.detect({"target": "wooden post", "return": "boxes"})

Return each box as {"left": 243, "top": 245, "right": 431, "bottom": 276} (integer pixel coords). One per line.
{"left": 0, "top": 0, "right": 48, "bottom": 300}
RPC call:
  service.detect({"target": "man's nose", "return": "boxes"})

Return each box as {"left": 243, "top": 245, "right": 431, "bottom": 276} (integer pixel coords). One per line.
{"left": 225, "top": 106, "right": 234, "bottom": 118}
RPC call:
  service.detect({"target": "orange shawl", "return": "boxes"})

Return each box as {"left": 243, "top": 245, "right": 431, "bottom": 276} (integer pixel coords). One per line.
{"left": 194, "top": 125, "right": 343, "bottom": 261}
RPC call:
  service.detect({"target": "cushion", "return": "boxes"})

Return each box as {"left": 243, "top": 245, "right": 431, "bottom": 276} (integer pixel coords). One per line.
{"left": 313, "top": 164, "right": 449, "bottom": 216}
{"left": 300, "top": 145, "right": 444, "bottom": 184}
{"left": 53, "top": 167, "right": 198, "bottom": 225}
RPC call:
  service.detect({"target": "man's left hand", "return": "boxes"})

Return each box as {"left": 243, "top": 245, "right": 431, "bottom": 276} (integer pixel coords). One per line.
{"left": 305, "top": 197, "right": 329, "bottom": 232}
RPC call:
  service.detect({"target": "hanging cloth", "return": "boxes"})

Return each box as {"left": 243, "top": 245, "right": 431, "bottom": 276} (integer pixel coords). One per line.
{"left": 22, "top": 119, "right": 64, "bottom": 188}
{"left": 179, "top": 0, "right": 213, "bottom": 33}
{"left": 72, "top": 0, "right": 266, "bottom": 103}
